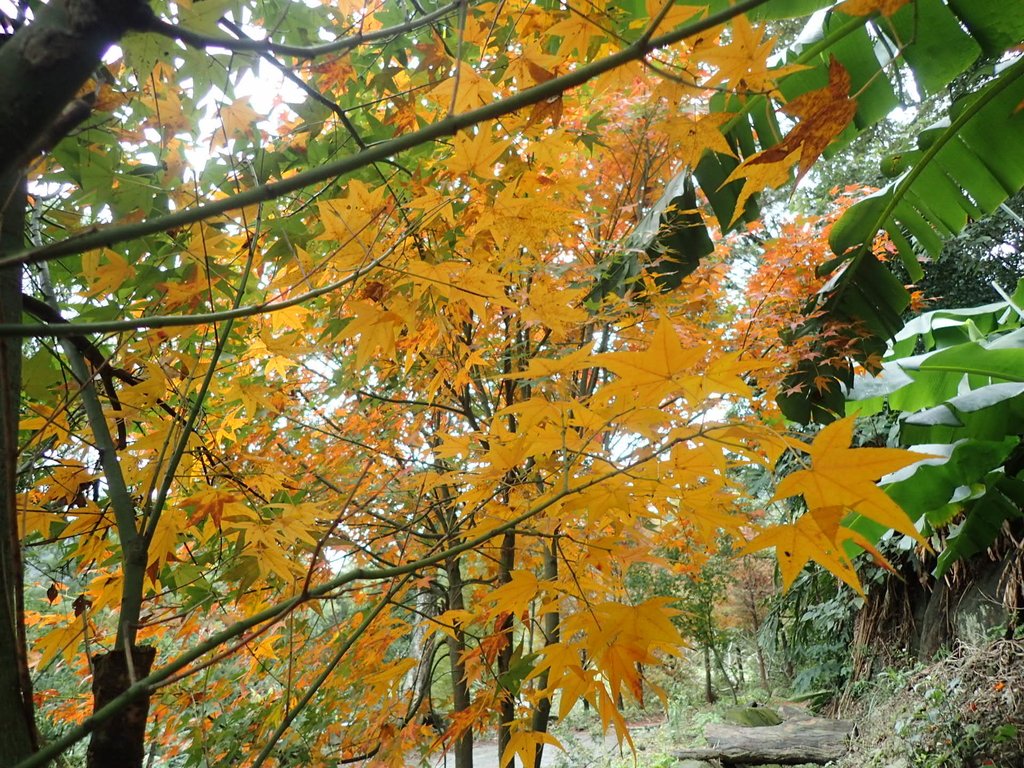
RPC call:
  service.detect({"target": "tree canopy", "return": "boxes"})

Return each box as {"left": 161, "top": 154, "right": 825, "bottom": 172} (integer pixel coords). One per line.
{"left": 0, "top": 0, "right": 1022, "bottom": 766}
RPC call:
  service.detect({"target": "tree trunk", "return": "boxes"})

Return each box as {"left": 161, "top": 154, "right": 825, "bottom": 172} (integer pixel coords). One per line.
{"left": 531, "top": 536, "right": 559, "bottom": 768}
{"left": 677, "top": 714, "right": 855, "bottom": 765}
{"left": 497, "top": 531, "right": 515, "bottom": 768}
{"left": 0, "top": 0, "right": 156, "bottom": 758}
{"left": 403, "top": 584, "right": 439, "bottom": 721}
{"left": 0, "top": 0, "right": 154, "bottom": 178}
{"left": 446, "top": 557, "right": 473, "bottom": 768}
{"left": 746, "top": 584, "right": 769, "bottom": 688}
{"left": 703, "top": 645, "right": 715, "bottom": 704}
{"left": 86, "top": 646, "right": 157, "bottom": 768}
{"left": 713, "top": 643, "right": 738, "bottom": 704}
{"left": 0, "top": 172, "right": 36, "bottom": 763}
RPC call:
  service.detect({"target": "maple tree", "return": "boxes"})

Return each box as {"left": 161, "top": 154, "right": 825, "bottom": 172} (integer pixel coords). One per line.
{"left": 0, "top": 0, "right": 1021, "bottom": 767}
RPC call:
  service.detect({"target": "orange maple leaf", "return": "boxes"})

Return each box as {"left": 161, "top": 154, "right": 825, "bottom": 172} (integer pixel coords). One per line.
{"left": 751, "top": 58, "right": 857, "bottom": 182}
{"left": 838, "top": 0, "right": 911, "bottom": 16}
{"left": 528, "top": 94, "right": 563, "bottom": 128}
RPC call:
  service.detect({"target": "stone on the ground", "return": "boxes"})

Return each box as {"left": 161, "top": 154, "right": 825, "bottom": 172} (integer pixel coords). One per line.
{"left": 722, "top": 706, "right": 783, "bottom": 726}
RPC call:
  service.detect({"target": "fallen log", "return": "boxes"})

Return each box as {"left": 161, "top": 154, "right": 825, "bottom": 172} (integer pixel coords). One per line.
{"left": 675, "top": 713, "right": 855, "bottom": 766}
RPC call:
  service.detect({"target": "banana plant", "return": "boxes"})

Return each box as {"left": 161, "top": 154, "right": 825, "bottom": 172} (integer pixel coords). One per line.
{"left": 777, "top": 5, "right": 1024, "bottom": 422}
{"left": 846, "top": 282, "right": 1024, "bottom": 576}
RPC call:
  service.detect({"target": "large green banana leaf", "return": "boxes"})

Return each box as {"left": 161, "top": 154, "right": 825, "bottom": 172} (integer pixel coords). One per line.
{"left": 845, "top": 285, "right": 1024, "bottom": 576}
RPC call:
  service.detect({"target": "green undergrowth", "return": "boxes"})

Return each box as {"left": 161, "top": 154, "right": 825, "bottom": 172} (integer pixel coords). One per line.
{"left": 832, "top": 638, "right": 1024, "bottom": 768}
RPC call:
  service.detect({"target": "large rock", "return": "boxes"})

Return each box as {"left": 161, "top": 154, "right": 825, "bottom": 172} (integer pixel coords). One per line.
{"left": 676, "top": 708, "right": 855, "bottom": 766}
{"left": 721, "top": 706, "right": 783, "bottom": 727}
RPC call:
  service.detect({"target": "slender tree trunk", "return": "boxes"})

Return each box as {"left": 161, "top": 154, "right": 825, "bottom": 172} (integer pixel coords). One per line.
{"left": 403, "top": 584, "right": 439, "bottom": 722}
{"left": 0, "top": 171, "right": 36, "bottom": 763}
{"left": 531, "top": 537, "right": 559, "bottom": 768}
{"left": 446, "top": 556, "right": 473, "bottom": 768}
{"left": 713, "top": 643, "right": 738, "bottom": 704}
{"left": 749, "top": 601, "right": 769, "bottom": 688}
{"left": 497, "top": 530, "right": 515, "bottom": 768}
{"left": 703, "top": 645, "right": 714, "bottom": 704}
{"left": 37, "top": 263, "right": 154, "bottom": 768}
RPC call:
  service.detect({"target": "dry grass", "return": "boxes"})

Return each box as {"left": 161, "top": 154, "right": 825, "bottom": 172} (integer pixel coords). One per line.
{"left": 833, "top": 638, "right": 1024, "bottom": 768}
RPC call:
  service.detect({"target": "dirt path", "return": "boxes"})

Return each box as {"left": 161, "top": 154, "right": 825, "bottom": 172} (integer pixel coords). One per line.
{"left": 418, "top": 727, "right": 631, "bottom": 768}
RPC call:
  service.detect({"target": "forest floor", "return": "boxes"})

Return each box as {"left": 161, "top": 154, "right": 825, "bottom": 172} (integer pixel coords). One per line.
{"left": 829, "top": 637, "right": 1024, "bottom": 768}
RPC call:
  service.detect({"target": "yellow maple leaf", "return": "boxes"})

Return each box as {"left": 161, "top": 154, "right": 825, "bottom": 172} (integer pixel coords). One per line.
{"left": 428, "top": 609, "right": 475, "bottom": 641}
{"left": 82, "top": 248, "right": 135, "bottom": 298}
{"left": 522, "top": 283, "right": 589, "bottom": 340}
{"left": 658, "top": 111, "right": 736, "bottom": 170}
{"left": 596, "top": 319, "right": 707, "bottom": 403}
{"left": 741, "top": 506, "right": 864, "bottom": 593}
{"left": 593, "top": 599, "right": 682, "bottom": 699}
{"left": 775, "top": 416, "right": 931, "bottom": 540}
{"left": 217, "top": 97, "right": 260, "bottom": 145}
{"left": 342, "top": 300, "right": 405, "bottom": 367}
{"left": 722, "top": 148, "right": 798, "bottom": 225}
{"left": 33, "top": 619, "right": 86, "bottom": 671}
{"left": 643, "top": 0, "right": 703, "bottom": 34}
{"left": 446, "top": 128, "right": 509, "bottom": 178}
{"left": 704, "top": 423, "right": 808, "bottom": 467}
{"left": 316, "top": 179, "right": 388, "bottom": 245}
{"left": 546, "top": 13, "right": 605, "bottom": 57}
{"left": 503, "top": 344, "right": 595, "bottom": 381}
{"left": 118, "top": 363, "right": 168, "bottom": 412}
{"left": 690, "top": 349, "right": 772, "bottom": 401}
{"left": 430, "top": 62, "right": 497, "bottom": 113}
{"left": 697, "top": 16, "right": 777, "bottom": 93}
{"left": 503, "top": 45, "right": 561, "bottom": 87}
{"left": 486, "top": 570, "right": 540, "bottom": 616}
{"left": 500, "top": 726, "right": 563, "bottom": 768}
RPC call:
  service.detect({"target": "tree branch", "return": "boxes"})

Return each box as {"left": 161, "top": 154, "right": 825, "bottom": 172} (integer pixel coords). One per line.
{"left": 0, "top": 0, "right": 155, "bottom": 180}
{"left": 0, "top": 0, "right": 772, "bottom": 272}
{"left": 144, "top": 0, "right": 463, "bottom": 60}
{"left": 0, "top": 211, "right": 416, "bottom": 337}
